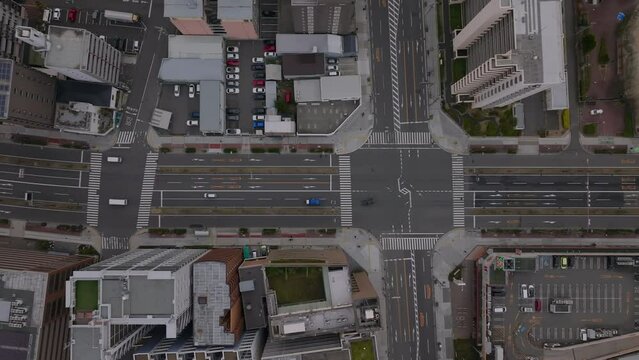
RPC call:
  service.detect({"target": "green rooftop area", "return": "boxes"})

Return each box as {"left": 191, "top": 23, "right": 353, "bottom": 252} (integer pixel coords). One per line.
{"left": 350, "top": 339, "right": 376, "bottom": 360}
{"left": 75, "top": 280, "right": 99, "bottom": 311}
{"left": 265, "top": 266, "right": 326, "bottom": 306}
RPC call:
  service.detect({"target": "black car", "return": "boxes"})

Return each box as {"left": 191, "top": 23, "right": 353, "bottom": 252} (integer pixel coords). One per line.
{"left": 361, "top": 197, "right": 375, "bottom": 206}
{"left": 226, "top": 108, "right": 240, "bottom": 115}
{"left": 327, "top": 58, "right": 338, "bottom": 64}
{"left": 227, "top": 115, "right": 240, "bottom": 121}
{"left": 254, "top": 93, "right": 265, "bottom": 100}
{"left": 262, "top": 10, "right": 277, "bottom": 17}
{"left": 253, "top": 107, "right": 266, "bottom": 115}
{"left": 264, "top": 39, "right": 276, "bottom": 46}
{"left": 251, "top": 64, "right": 265, "bottom": 71}
{"left": 254, "top": 71, "right": 266, "bottom": 79}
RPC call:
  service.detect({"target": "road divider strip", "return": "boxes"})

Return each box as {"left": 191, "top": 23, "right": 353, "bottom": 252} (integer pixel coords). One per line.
{"left": 158, "top": 166, "right": 338, "bottom": 175}
{"left": 0, "top": 154, "right": 89, "bottom": 171}
{"left": 151, "top": 206, "right": 340, "bottom": 216}
{"left": 466, "top": 167, "right": 639, "bottom": 175}
{"left": 471, "top": 207, "right": 639, "bottom": 216}
{"left": 0, "top": 197, "right": 83, "bottom": 211}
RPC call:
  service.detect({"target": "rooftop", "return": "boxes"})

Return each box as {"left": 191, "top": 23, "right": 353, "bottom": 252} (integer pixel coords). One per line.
{"left": 158, "top": 59, "right": 223, "bottom": 83}
{"left": 319, "top": 75, "right": 361, "bottom": 101}
{"left": 56, "top": 80, "right": 115, "bottom": 107}
{"left": 282, "top": 54, "right": 326, "bottom": 78}
{"left": 168, "top": 35, "right": 223, "bottom": 59}
{"left": 199, "top": 80, "right": 224, "bottom": 134}
{"left": 45, "top": 26, "right": 89, "bottom": 69}
{"left": 0, "top": 247, "right": 92, "bottom": 273}
{"left": 218, "top": 0, "right": 254, "bottom": 20}
{"left": 164, "top": 0, "right": 204, "bottom": 18}
{"left": 238, "top": 262, "right": 267, "bottom": 330}
{"left": 276, "top": 34, "right": 343, "bottom": 56}
{"left": 261, "top": 333, "right": 343, "bottom": 359}
{"left": 266, "top": 248, "right": 348, "bottom": 266}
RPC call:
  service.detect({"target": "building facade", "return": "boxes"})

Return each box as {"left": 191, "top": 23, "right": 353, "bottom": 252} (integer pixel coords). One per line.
{"left": 0, "top": 0, "right": 27, "bottom": 61}
{"left": 450, "top": 0, "right": 567, "bottom": 110}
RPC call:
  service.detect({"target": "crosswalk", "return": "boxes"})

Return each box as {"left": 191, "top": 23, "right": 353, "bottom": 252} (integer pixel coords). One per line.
{"left": 116, "top": 130, "right": 135, "bottom": 144}
{"left": 338, "top": 156, "right": 353, "bottom": 227}
{"left": 86, "top": 153, "right": 102, "bottom": 226}
{"left": 381, "top": 236, "right": 439, "bottom": 250}
{"left": 388, "top": 0, "right": 401, "bottom": 131}
{"left": 101, "top": 236, "right": 129, "bottom": 250}
{"left": 452, "top": 155, "right": 465, "bottom": 228}
{"left": 136, "top": 152, "right": 159, "bottom": 229}
{"left": 367, "top": 131, "right": 432, "bottom": 145}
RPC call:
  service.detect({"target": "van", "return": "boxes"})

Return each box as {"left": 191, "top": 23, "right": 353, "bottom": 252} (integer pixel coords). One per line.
{"left": 194, "top": 230, "right": 210, "bottom": 236}
{"left": 42, "top": 9, "right": 51, "bottom": 23}
{"left": 106, "top": 156, "right": 122, "bottom": 163}
{"left": 108, "top": 199, "right": 128, "bottom": 206}
{"left": 515, "top": 116, "right": 525, "bottom": 130}
{"left": 493, "top": 306, "right": 506, "bottom": 313}
{"left": 133, "top": 40, "right": 139, "bottom": 52}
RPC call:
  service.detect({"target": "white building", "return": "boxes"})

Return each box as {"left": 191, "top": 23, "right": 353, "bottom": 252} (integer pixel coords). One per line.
{"left": 451, "top": 0, "right": 567, "bottom": 110}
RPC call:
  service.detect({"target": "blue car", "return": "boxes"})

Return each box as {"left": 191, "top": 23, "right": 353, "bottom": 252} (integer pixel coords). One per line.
{"left": 305, "top": 198, "right": 320, "bottom": 206}
{"left": 191, "top": 111, "right": 200, "bottom": 119}
{"left": 253, "top": 120, "right": 265, "bottom": 129}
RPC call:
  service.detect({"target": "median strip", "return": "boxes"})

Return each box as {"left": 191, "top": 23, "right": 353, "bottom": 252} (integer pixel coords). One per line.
{"left": 471, "top": 207, "right": 639, "bottom": 216}
{"left": 466, "top": 167, "right": 639, "bottom": 176}
{"left": 0, "top": 197, "right": 83, "bottom": 211}
{"left": 158, "top": 166, "right": 338, "bottom": 175}
{"left": 151, "top": 206, "right": 340, "bottom": 216}
{"left": 0, "top": 154, "right": 88, "bottom": 171}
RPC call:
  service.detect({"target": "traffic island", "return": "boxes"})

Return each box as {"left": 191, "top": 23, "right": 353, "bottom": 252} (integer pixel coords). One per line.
{"left": 0, "top": 154, "right": 88, "bottom": 171}
{"left": 158, "top": 166, "right": 338, "bottom": 175}
{"left": 151, "top": 206, "right": 340, "bottom": 216}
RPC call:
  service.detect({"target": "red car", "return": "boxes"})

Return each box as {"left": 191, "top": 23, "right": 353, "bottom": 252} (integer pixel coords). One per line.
{"left": 226, "top": 59, "right": 239, "bottom": 66}
{"left": 534, "top": 299, "right": 541, "bottom": 312}
{"left": 284, "top": 90, "right": 291, "bottom": 103}
{"left": 264, "top": 44, "right": 276, "bottom": 51}
{"left": 252, "top": 79, "right": 265, "bottom": 86}
{"left": 67, "top": 8, "right": 78, "bottom": 22}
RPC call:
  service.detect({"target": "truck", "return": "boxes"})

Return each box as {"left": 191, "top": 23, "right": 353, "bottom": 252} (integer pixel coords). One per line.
{"left": 549, "top": 303, "right": 571, "bottom": 314}
{"left": 585, "top": 328, "right": 618, "bottom": 340}
{"left": 103, "top": 10, "right": 140, "bottom": 23}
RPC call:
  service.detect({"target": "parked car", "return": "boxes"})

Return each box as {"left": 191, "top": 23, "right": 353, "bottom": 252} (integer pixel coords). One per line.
{"left": 226, "top": 88, "right": 240, "bottom": 94}
{"left": 590, "top": 109, "right": 603, "bottom": 115}
{"left": 264, "top": 51, "right": 277, "bottom": 58}
{"left": 227, "top": 53, "right": 239, "bottom": 60}
{"left": 203, "top": 193, "right": 217, "bottom": 198}
{"left": 226, "top": 128, "right": 241, "bottom": 135}
{"left": 226, "top": 46, "right": 239, "bottom": 53}
{"left": 264, "top": 39, "right": 276, "bottom": 46}
{"left": 188, "top": 84, "right": 195, "bottom": 98}
{"left": 560, "top": 256, "right": 570, "bottom": 269}
{"left": 99, "top": 35, "right": 106, "bottom": 41}
{"left": 227, "top": 115, "right": 240, "bottom": 121}
{"left": 53, "top": 8, "right": 61, "bottom": 21}
{"left": 226, "top": 74, "right": 240, "bottom": 80}
{"left": 186, "top": 120, "right": 199, "bottom": 126}
{"left": 191, "top": 112, "right": 200, "bottom": 118}
{"left": 264, "top": 44, "right": 276, "bottom": 51}
{"left": 262, "top": 10, "right": 277, "bottom": 17}
{"left": 196, "top": 83, "right": 200, "bottom": 94}
{"left": 251, "top": 64, "right": 265, "bottom": 71}
{"left": 328, "top": 71, "right": 340, "bottom": 76}
{"left": 528, "top": 285, "right": 535, "bottom": 298}
{"left": 67, "top": 8, "right": 78, "bottom": 22}
{"left": 253, "top": 108, "right": 266, "bottom": 115}
{"left": 133, "top": 40, "right": 139, "bottom": 52}
{"left": 226, "top": 67, "right": 240, "bottom": 73}
{"left": 173, "top": 84, "right": 180, "bottom": 97}
{"left": 226, "top": 108, "right": 240, "bottom": 115}
{"left": 253, "top": 120, "right": 265, "bottom": 128}
{"left": 534, "top": 299, "right": 541, "bottom": 312}
{"left": 327, "top": 58, "right": 338, "bottom": 64}
{"left": 252, "top": 57, "right": 265, "bottom": 64}
{"left": 253, "top": 93, "right": 266, "bottom": 100}
{"left": 327, "top": 65, "right": 339, "bottom": 71}
{"left": 253, "top": 71, "right": 265, "bottom": 79}
{"left": 227, "top": 80, "right": 239, "bottom": 87}
{"left": 306, "top": 198, "right": 320, "bottom": 206}
{"left": 226, "top": 59, "right": 240, "bottom": 66}
{"left": 252, "top": 87, "right": 265, "bottom": 94}
{"left": 253, "top": 79, "right": 265, "bottom": 86}
{"left": 521, "top": 284, "right": 528, "bottom": 299}
{"left": 252, "top": 115, "right": 265, "bottom": 121}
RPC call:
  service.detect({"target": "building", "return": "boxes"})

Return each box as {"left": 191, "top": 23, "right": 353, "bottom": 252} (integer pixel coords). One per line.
{"left": 66, "top": 249, "right": 207, "bottom": 360}
{"left": 0, "top": 248, "right": 94, "bottom": 360}
{"left": 294, "top": 75, "right": 361, "bottom": 102}
{"left": 192, "top": 248, "right": 244, "bottom": 346}
{"left": 54, "top": 80, "right": 121, "bottom": 135}
{"left": 450, "top": 0, "right": 568, "bottom": 109}
{"left": 0, "top": 0, "right": 27, "bottom": 61}
{"left": 276, "top": 34, "right": 344, "bottom": 57}
{"left": 291, "top": 0, "right": 355, "bottom": 35}
{"left": 164, "top": 0, "right": 213, "bottom": 35}
{"left": 15, "top": 26, "right": 122, "bottom": 85}
{"left": 282, "top": 54, "right": 326, "bottom": 79}
{"left": 218, "top": 0, "right": 258, "bottom": 39}
{"left": 0, "top": 58, "right": 57, "bottom": 129}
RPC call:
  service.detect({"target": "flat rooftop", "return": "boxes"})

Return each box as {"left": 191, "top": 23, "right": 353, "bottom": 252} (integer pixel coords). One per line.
{"left": 46, "top": 26, "right": 88, "bottom": 69}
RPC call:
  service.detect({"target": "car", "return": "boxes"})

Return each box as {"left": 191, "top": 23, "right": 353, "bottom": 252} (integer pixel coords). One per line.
{"left": 68, "top": 8, "right": 78, "bottom": 22}
{"left": 264, "top": 51, "right": 277, "bottom": 58}
{"left": 264, "top": 39, "right": 276, "bottom": 46}
{"left": 186, "top": 120, "right": 199, "bottom": 126}
{"left": 253, "top": 87, "right": 265, "bottom": 94}
{"left": 188, "top": 84, "right": 195, "bottom": 98}
{"left": 252, "top": 57, "right": 265, "bottom": 64}
{"left": 227, "top": 80, "right": 239, "bottom": 87}
{"left": 262, "top": 10, "right": 277, "bottom": 17}
{"left": 226, "top": 128, "right": 241, "bottom": 135}
{"left": 226, "top": 46, "right": 239, "bottom": 53}
{"left": 53, "top": 8, "right": 61, "bottom": 21}
{"left": 528, "top": 285, "right": 535, "bottom": 298}
{"left": 226, "top": 67, "right": 240, "bottom": 73}
{"left": 328, "top": 71, "right": 340, "bottom": 76}
{"left": 226, "top": 108, "right": 240, "bottom": 115}
{"left": 226, "top": 74, "right": 239, "bottom": 80}
{"left": 253, "top": 108, "right": 266, "bottom": 115}
{"left": 253, "top": 93, "right": 266, "bottom": 100}
{"left": 493, "top": 306, "right": 506, "bottom": 313}
{"left": 251, "top": 64, "right": 265, "bottom": 71}
{"left": 173, "top": 84, "right": 180, "bottom": 97}
{"left": 580, "top": 329, "right": 588, "bottom": 341}
{"left": 133, "top": 40, "right": 139, "bottom": 52}
{"left": 253, "top": 79, "right": 265, "bottom": 86}
{"left": 590, "top": 109, "right": 603, "bottom": 115}
{"left": 196, "top": 83, "right": 200, "bottom": 94}
{"left": 634, "top": 274, "right": 639, "bottom": 282}
{"left": 560, "top": 256, "right": 569, "bottom": 269}
{"left": 227, "top": 115, "right": 240, "bottom": 121}
{"left": 327, "top": 58, "right": 338, "bottom": 64}
{"left": 203, "top": 193, "right": 217, "bottom": 198}
{"left": 521, "top": 284, "right": 528, "bottom": 299}
{"left": 227, "top": 53, "right": 239, "bottom": 60}
{"left": 252, "top": 115, "right": 265, "bottom": 121}
{"left": 306, "top": 198, "right": 320, "bottom": 206}
{"left": 91, "top": 9, "right": 99, "bottom": 20}
{"left": 253, "top": 71, "right": 265, "bottom": 79}
{"left": 264, "top": 44, "right": 276, "bottom": 51}
{"left": 99, "top": 35, "right": 106, "bottom": 41}
{"left": 253, "top": 120, "right": 265, "bottom": 129}
{"left": 226, "top": 88, "right": 240, "bottom": 94}
{"left": 226, "top": 59, "right": 240, "bottom": 66}
{"left": 191, "top": 112, "right": 200, "bottom": 119}
{"left": 534, "top": 299, "right": 541, "bottom": 312}
{"left": 361, "top": 197, "right": 375, "bottom": 206}
{"left": 327, "top": 65, "right": 339, "bottom": 71}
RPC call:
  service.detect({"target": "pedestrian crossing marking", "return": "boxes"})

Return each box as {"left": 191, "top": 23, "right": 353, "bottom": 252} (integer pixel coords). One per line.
{"left": 338, "top": 156, "right": 353, "bottom": 227}
{"left": 136, "top": 152, "right": 159, "bottom": 229}
{"left": 380, "top": 236, "right": 438, "bottom": 250}
{"left": 367, "top": 131, "right": 432, "bottom": 145}
{"left": 86, "top": 153, "right": 102, "bottom": 226}
{"left": 101, "top": 236, "right": 129, "bottom": 250}
{"left": 452, "top": 155, "right": 465, "bottom": 228}
{"left": 116, "top": 130, "right": 135, "bottom": 144}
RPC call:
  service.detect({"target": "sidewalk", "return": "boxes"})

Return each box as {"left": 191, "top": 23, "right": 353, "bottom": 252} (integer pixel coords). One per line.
{"left": 1, "top": 219, "right": 102, "bottom": 251}
{"left": 130, "top": 227, "right": 389, "bottom": 359}
{"left": 0, "top": 123, "right": 117, "bottom": 151}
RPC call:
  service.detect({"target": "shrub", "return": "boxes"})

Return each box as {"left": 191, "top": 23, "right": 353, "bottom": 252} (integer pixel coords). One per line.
{"left": 507, "top": 148, "right": 518, "bottom": 154}
{"left": 251, "top": 147, "right": 266, "bottom": 153}
{"left": 36, "top": 240, "right": 53, "bottom": 251}
{"left": 185, "top": 147, "right": 196, "bottom": 153}
{"left": 462, "top": 118, "right": 481, "bottom": 136}
{"left": 78, "top": 245, "right": 99, "bottom": 256}
{"left": 173, "top": 228, "right": 187, "bottom": 235}
{"left": 485, "top": 120, "right": 498, "bottom": 136}
{"left": 598, "top": 37, "right": 610, "bottom": 65}
{"left": 159, "top": 147, "right": 171, "bottom": 153}
{"left": 262, "top": 228, "right": 278, "bottom": 236}
{"left": 581, "top": 31, "right": 596, "bottom": 54}
{"left": 583, "top": 123, "right": 597, "bottom": 136}
{"left": 623, "top": 105, "right": 635, "bottom": 137}
{"left": 290, "top": 147, "right": 297, "bottom": 153}
{"left": 149, "top": 228, "right": 171, "bottom": 235}
{"left": 223, "top": 148, "right": 238, "bottom": 153}
{"left": 0, "top": 219, "right": 9, "bottom": 225}
{"left": 267, "top": 147, "right": 281, "bottom": 153}
{"left": 561, "top": 109, "right": 570, "bottom": 129}
{"left": 239, "top": 227, "right": 249, "bottom": 236}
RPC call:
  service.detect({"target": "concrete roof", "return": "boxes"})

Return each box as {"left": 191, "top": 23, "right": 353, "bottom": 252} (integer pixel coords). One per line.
{"left": 193, "top": 261, "right": 235, "bottom": 346}
{"left": 327, "top": 268, "right": 351, "bottom": 307}
{"left": 543, "top": 331, "right": 639, "bottom": 360}
{"left": 199, "top": 80, "right": 224, "bottom": 134}
{"left": 168, "top": 35, "right": 224, "bottom": 59}
{"left": 0, "top": 330, "right": 32, "bottom": 360}
{"left": 44, "top": 26, "right": 89, "bottom": 69}
{"left": 319, "top": 75, "right": 361, "bottom": 101}
{"left": 265, "top": 64, "right": 282, "bottom": 81}
{"left": 164, "top": 0, "right": 203, "bottom": 18}
{"left": 158, "top": 59, "right": 224, "bottom": 83}
{"left": 70, "top": 327, "right": 102, "bottom": 360}
{"left": 276, "top": 34, "right": 343, "bottom": 55}
{"left": 261, "top": 334, "right": 342, "bottom": 359}
{"left": 282, "top": 54, "right": 325, "bottom": 78}
{"left": 218, "top": 0, "right": 254, "bottom": 20}
{"left": 238, "top": 264, "right": 267, "bottom": 330}
{"left": 266, "top": 248, "right": 348, "bottom": 266}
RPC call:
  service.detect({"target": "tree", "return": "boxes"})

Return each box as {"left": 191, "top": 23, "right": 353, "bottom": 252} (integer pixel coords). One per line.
{"left": 598, "top": 37, "right": 610, "bottom": 65}
{"left": 581, "top": 32, "right": 596, "bottom": 54}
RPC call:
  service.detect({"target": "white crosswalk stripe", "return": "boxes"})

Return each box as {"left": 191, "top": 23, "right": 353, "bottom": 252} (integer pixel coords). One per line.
{"left": 338, "top": 156, "right": 353, "bottom": 227}
{"left": 101, "top": 236, "right": 129, "bottom": 250}
{"left": 388, "top": 0, "right": 401, "bottom": 131}
{"left": 452, "top": 155, "right": 465, "bottom": 227}
{"left": 86, "top": 153, "right": 102, "bottom": 226}
{"left": 136, "top": 152, "right": 159, "bottom": 229}
{"left": 116, "top": 130, "right": 135, "bottom": 144}
{"left": 367, "top": 131, "right": 432, "bottom": 145}
{"left": 381, "top": 237, "right": 438, "bottom": 250}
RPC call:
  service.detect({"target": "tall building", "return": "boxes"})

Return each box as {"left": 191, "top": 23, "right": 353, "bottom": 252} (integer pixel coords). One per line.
{"left": 15, "top": 26, "right": 122, "bottom": 85}
{"left": 0, "top": 0, "right": 27, "bottom": 61}
{"left": 291, "top": 0, "right": 355, "bottom": 35}
{"left": 0, "top": 248, "right": 94, "bottom": 360}
{"left": 66, "top": 249, "right": 207, "bottom": 360}
{"left": 450, "top": 0, "right": 568, "bottom": 109}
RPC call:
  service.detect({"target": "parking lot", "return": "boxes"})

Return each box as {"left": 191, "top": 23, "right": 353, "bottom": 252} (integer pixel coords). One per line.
{"left": 157, "top": 84, "right": 201, "bottom": 135}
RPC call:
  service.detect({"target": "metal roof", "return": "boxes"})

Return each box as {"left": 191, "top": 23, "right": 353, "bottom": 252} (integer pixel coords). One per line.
{"left": 164, "top": 0, "right": 203, "bottom": 18}
{"left": 275, "top": 34, "right": 343, "bottom": 56}
{"left": 168, "top": 35, "right": 223, "bottom": 59}
{"left": 320, "top": 75, "right": 361, "bottom": 101}
{"left": 199, "top": 80, "right": 224, "bottom": 134}
{"left": 158, "top": 59, "right": 224, "bottom": 83}
{"left": 218, "top": 0, "right": 254, "bottom": 20}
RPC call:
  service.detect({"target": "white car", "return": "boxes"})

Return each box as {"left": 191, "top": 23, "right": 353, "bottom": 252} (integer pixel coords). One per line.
{"left": 226, "top": 88, "right": 240, "bottom": 94}
{"left": 188, "top": 84, "right": 195, "bottom": 98}
{"left": 225, "top": 74, "right": 239, "bottom": 80}
{"left": 590, "top": 109, "right": 603, "bottom": 115}
{"left": 252, "top": 115, "right": 265, "bottom": 121}
{"left": 226, "top": 80, "right": 239, "bottom": 87}
{"left": 226, "top": 46, "right": 239, "bottom": 53}
{"left": 252, "top": 57, "right": 264, "bottom": 63}
{"left": 264, "top": 51, "right": 277, "bottom": 57}
{"left": 53, "top": 8, "right": 61, "bottom": 21}
{"left": 186, "top": 120, "right": 199, "bottom": 126}
{"left": 327, "top": 65, "right": 339, "bottom": 71}
{"left": 225, "top": 67, "right": 240, "bottom": 73}
{"left": 226, "top": 128, "right": 241, "bottom": 135}
{"left": 99, "top": 35, "right": 106, "bottom": 41}
{"left": 203, "top": 193, "right": 217, "bottom": 198}
{"left": 227, "top": 53, "right": 239, "bottom": 60}
{"left": 328, "top": 71, "right": 340, "bottom": 76}
{"left": 173, "top": 84, "right": 180, "bottom": 97}
{"left": 252, "top": 87, "right": 265, "bottom": 94}
{"left": 196, "top": 83, "right": 200, "bottom": 94}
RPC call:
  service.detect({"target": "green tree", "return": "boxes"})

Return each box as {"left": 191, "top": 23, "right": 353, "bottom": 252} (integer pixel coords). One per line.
{"left": 485, "top": 121, "right": 499, "bottom": 136}
{"left": 581, "top": 32, "right": 596, "bottom": 54}
{"left": 598, "top": 37, "right": 610, "bottom": 65}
